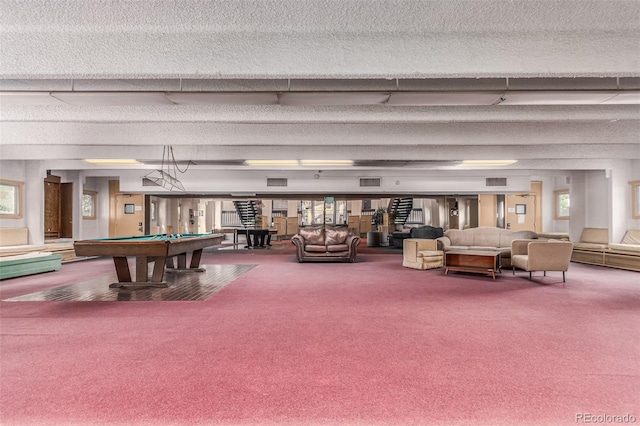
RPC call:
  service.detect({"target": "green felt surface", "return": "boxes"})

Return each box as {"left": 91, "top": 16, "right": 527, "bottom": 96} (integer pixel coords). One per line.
{"left": 89, "top": 233, "right": 210, "bottom": 242}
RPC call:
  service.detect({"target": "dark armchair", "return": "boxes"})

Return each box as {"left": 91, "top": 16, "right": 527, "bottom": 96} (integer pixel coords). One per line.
{"left": 392, "top": 225, "right": 444, "bottom": 248}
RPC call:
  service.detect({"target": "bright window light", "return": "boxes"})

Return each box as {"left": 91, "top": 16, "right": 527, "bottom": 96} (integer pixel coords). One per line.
{"left": 300, "top": 160, "right": 354, "bottom": 166}
{"left": 84, "top": 159, "right": 142, "bottom": 165}
{"left": 245, "top": 160, "right": 299, "bottom": 166}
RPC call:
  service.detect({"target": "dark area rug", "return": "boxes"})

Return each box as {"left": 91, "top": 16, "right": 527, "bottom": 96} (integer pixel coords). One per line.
{"left": 4, "top": 264, "right": 256, "bottom": 302}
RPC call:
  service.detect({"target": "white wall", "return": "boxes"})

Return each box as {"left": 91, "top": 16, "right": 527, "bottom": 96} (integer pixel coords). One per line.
{"left": 81, "top": 176, "right": 110, "bottom": 239}
{"left": 609, "top": 160, "right": 638, "bottom": 243}
{"left": 117, "top": 169, "right": 534, "bottom": 196}
{"left": 552, "top": 175, "right": 571, "bottom": 234}
{"left": 628, "top": 160, "right": 640, "bottom": 232}
{"left": 537, "top": 175, "right": 555, "bottom": 232}
{"left": 585, "top": 170, "right": 609, "bottom": 228}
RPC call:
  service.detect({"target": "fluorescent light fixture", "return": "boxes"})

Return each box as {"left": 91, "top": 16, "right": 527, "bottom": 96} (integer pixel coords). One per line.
{"left": 144, "top": 170, "right": 186, "bottom": 192}
{"left": 461, "top": 160, "right": 518, "bottom": 166}
{"left": 245, "top": 160, "right": 299, "bottom": 166}
{"left": 84, "top": 159, "right": 142, "bottom": 165}
{"left": 300, "top": 160, "right": 354, "bottom": 166}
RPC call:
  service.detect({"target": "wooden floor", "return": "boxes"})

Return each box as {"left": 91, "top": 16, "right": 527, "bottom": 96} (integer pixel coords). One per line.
{"left": 3, "top": 264, "right": 256, "bottom": 302}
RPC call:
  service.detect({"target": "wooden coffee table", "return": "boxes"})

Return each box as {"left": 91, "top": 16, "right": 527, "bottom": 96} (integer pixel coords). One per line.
{"left": 444, "top": 250, "right": 502, "bottom": 279}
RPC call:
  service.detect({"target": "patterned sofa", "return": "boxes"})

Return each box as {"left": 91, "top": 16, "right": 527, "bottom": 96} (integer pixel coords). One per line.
{"left": 435, "top": 227, "right": 538, "bottom": 268}
{"left": 291, "top": 225, "right": 361, "bottom": 262}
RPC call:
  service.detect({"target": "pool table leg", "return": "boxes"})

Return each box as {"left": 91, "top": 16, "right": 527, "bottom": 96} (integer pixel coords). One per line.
{"left": 151, "top": 256, "right": 167, "bottom": 282}
{"left": 113, "top": 257, "right": 132, "bottom": 282}
{"left": 165, "top": 250, "right": 205, "bottom": 272}
{"left": 136, "top": 256, "right": 148, "bottom": 282}
{"left": 190, "top": 249, "right": 203, "bottom": 268}
{"left": 177, "top": 253, "right": 187, "bottom": 269}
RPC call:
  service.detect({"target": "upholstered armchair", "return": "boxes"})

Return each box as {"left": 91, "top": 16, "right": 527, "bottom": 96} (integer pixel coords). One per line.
{"left": 511, "top": 239, "right": 574, "bottom": 282}
{"left": 402, "top": 238, "right": 444, "bottom": 270}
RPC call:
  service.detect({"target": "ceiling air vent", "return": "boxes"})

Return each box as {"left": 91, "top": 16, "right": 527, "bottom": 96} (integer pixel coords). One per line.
{"left": 360, "top": 177, "right": 381, "bottom": 187}
{"left": 267, "top": 178, "right": 288, "bottom": 187}
{"left": 486, "top": 177, "right": 508, "bottom": 187}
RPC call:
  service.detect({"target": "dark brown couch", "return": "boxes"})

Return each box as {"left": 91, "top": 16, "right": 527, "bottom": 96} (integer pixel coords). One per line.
{"left": 291, "top": 225, "right": 361, "bottom": 262}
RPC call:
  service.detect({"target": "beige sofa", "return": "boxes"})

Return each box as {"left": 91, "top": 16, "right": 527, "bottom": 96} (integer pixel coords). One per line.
{"left": 570, "top": 228, "right": 609, "bottom": 266}
{"left": 0, "top": 227, "right": 76, "bottom": 261}
{"left": 436, "top": 227, "right": 538, "bottom": 268}
{"left": 511, "top": 239, "right": 574, "bottom": 282}
{"left": 570, "top": 228, "right": 640, "bottom": 271}
{"left": 605, "top": 229, "right": 640, "bottom": 272}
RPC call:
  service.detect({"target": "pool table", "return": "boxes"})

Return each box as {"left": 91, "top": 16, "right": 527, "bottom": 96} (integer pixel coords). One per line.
{"left": 73, "top": 233, "right": 224, "bottom": 288}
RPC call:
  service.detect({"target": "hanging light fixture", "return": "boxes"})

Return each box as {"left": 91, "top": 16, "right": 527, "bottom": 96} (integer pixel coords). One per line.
{"left": 143, "top": 146, "right": 190, "bottom": 192}
{"left": 450, "top": 199, "right": 459, "bottom": 216}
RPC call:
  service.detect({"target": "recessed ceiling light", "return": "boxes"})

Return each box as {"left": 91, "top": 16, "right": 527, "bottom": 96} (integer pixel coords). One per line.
{"left": 461, "top": 160, "right": 518, "bottom": 166}
{"left": 84, "top": 159, "right": 142, "bottom": 165}
{"left": 245, "top": 160, "right": 299, "bottom": 166}
{"left": 300, "top": 160, "right": 354, "bottom": 166}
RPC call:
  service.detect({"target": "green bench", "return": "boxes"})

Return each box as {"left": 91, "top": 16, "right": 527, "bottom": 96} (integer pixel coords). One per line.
{"left": 0, "top": 252, "right": 63, "bottom": 280}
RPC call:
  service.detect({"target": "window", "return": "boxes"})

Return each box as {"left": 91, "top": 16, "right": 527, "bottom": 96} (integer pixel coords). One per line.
{"left": 82, "top": 190, "right": 97, "bottom": 219}
{"left": 0, "top": 179, "right": 24, "bottom": 218}
{"left": 632, "top": 180, "right": 640, "bottom": 219}
{"left": 554, "top": 189, "right": 570, "bottom": 220}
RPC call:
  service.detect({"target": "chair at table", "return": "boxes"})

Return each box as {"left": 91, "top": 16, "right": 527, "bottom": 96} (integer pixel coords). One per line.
{"left": 511, "top": 239, "right": 574, "bottom": 282}
{"left": 402, "top": 238, "right": 444, "bottom": 270}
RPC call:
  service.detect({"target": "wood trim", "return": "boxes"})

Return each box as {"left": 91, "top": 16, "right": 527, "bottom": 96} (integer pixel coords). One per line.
{"left": 631, "top": 180, "right": 640, "bottom": 220}
{"left": 83, "top": 190, "right": 98, "bottom": 220}
{"left": 0, "top": 179, "right": 24, "bottom": 219}
{"left": 554, "top": 189, "right": 570, "bottom": 220}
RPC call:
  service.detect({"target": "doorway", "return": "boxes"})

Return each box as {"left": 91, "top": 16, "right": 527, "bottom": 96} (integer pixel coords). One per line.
{"left": 114, "top": 193, "right": 145, "bottom": 237}
{"left": 44, "top": 175, "right": 73, "bottom": 239}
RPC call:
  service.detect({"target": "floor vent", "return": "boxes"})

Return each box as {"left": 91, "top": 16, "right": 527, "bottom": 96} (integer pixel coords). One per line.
{"left": 360, "top": 177, "right": 381, "bottom": 187}
{"left": 267, "top": 178, "right": 288, "bottom": 187}
{"left": 486, "top": 177, "right": 507, "bottom": 187}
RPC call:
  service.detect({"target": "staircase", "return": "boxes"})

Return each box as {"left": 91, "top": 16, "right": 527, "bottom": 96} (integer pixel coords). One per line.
{"left": 388, "top": 197, "right": 413, "bottom": 226}
{"left": 233, "top": 200, "right": 259, "bottom": 227}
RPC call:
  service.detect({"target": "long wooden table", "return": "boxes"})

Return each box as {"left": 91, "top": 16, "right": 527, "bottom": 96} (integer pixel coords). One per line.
{"left": 73, "top": 233, "right": 224, "bottom": 288}
{"left": 232, "top": 228, "right": 277, "bottom": 247}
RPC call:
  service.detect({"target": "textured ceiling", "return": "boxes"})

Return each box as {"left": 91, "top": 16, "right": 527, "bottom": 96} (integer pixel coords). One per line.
{"left": 0, "top": 0, "right": 639, "bottom": 190}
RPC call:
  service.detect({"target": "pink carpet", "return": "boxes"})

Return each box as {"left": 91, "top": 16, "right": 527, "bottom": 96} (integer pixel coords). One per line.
{"left": 1, "top": 250, "right": 639, "bottom": 426}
